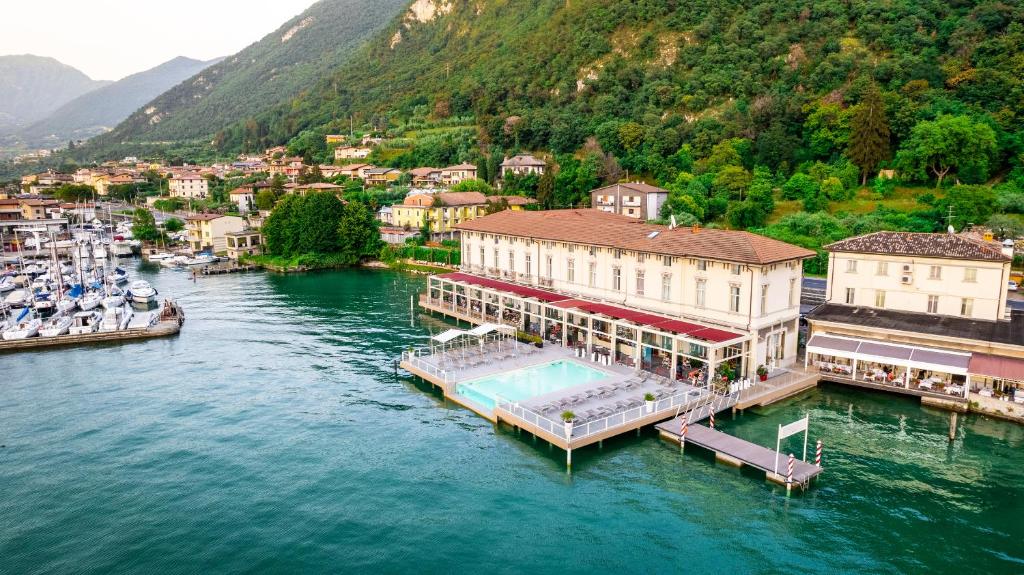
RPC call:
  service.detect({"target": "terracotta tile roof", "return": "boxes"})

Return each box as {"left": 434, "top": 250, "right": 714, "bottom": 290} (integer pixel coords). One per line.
{"left": 485, "top": 195, "right": 536, "bottom": 206}
{"left": 590, "top": 182, "right": 668, "bottom": 195}
{"left": 442, "top": 163, "right": 477, "bottom": 171}
{"left": 295, "top": 182, "right": 342, "bottom": 190}
{"left": 825, "top": 231, "right": 1010, "bottom": 262}
{"left": 405, "top": 191, "right": 487, "bottom": 206}
{"left": 501, "top": 154, "right": 545, "bottom": 167}
{"left": 410, "top": 167, "right": 441, "bottom": 177}
{"left": 457, "top": 209, "right": 816, "bottom": 265}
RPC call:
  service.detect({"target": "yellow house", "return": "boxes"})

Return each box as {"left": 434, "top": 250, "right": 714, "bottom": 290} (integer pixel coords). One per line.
{"left": 186, "top": 214, "right": 247, "bottom": 254}
{"left": 391, "top": 192, "right": 536, "bottom": 235}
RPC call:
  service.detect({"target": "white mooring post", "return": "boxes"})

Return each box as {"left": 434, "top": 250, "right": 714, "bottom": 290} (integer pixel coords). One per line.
{"left": 786, "top": 453, "right": 795, "bottom": 494}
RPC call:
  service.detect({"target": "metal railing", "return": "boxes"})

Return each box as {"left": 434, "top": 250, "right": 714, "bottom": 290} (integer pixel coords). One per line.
{"left": 401, "top": 348, "right": 451, "bottom": 386}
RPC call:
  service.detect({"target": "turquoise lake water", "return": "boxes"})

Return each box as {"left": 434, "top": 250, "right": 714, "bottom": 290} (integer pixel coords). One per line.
{"left": 457, "top": 359, "right": 612, "bottom": 410}
{"left": 1, "top": 263, "right": 1023, "bottom": 574}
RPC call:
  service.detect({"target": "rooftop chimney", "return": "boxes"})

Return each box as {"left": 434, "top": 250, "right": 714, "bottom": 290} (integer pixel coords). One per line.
{"left": 691, "top": 224, "right": 700, "bottom": 234}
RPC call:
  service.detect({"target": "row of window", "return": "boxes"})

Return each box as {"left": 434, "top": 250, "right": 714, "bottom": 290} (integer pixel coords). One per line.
{"left": 845, "top": 288, "right": 975, "bottom": 317}
{"left": 845, "top": 259, "right": 979, "bottom": 282}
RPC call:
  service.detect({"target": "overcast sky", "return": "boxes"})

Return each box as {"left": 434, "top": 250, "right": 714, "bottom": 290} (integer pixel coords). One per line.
{"left": 0, "top": 0, "right": 318, "bottom": 81}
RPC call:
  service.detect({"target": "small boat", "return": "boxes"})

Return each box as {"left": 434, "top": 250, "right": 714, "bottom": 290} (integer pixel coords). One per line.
{"left": 2, "top": 309, "right": 41, "bottom": 340}
{"left": 99, "top": 305, "right": 133, "bottom": 332}
{"left": 68, "top": 310, "right": 103, "bottom": 335}
{"left": 55, "top": 296, "right": 79, "bottom": 314}
{"left": 101, "top": 288, "right": 125, "bottom": 309}
{"left": 79, "top": 291, "right": 103, "bottom": 311}
{"left": 94, "top": 244, "right": 108, "bottom": 259}
{"left": 32, "top": 289, "right": 55, "bottom": 311}
{"left": 39, "top": 313, "right": 73, "bottom": 337}
{"left": 183, "top": 255, "right": 217, "bottom": 266}
{"left": 127, "top": 280, "right": 158, "bottom": 305}
{"left": 0, "top": 276, "right": 14, "bottom": 293}
{"left": 4, "top": 289, "right": 30, "bottom": 307}
{"left": 148, "top": 252, "right": 174, "bottom": 261}
{"left": 160, "top": 256, "right": 189, "bottom": 268}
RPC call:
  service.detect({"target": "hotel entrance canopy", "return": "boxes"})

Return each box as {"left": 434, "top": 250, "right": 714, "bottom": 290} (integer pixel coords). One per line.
{"left": 806, "top": 335, "right": 971, "bottom": 374}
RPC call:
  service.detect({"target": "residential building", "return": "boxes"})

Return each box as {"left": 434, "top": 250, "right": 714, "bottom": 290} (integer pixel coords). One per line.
{"left": 591, "top": 182, "right": 669, "bottom": 220}
{"left": 392, "top": 192, "right": 535, "bottom": 236}
{"left": 229, "top": 186, "right": 257, "bottom": 214}
{"left": 287, "top": 182, "right": 344, "bottom": 197}
{"left": 0, "top": 199, "right": 21, "bottom": 222}
{"left": 19, "top": 199, "right": 59, "bottom": 220}
{"left": 426, "top": 209, "right": 814, "bottom": 380}
{"left": 805, "top": 231, "right": 1023, "bottom": 403}
{"left": 378, "top": 205, "right": 394, "bottom": 225}
{"left": 325, "top": 135, "right": 346, "bottom": 144}
{"left": 410, "top": 167, "right": 443, "bottom": 188}
{"left": 224, "top": 230, "right": 263, "bottom": 260}
{"left": 365, "top": 167, "right": 403, "bottom": 187}
{"left": 185, "top": 214, "right": 247, "bottom": 253}
{"left": 339, "top": 163, "right": 374, "bottom": 180}
{"left": 169, "top": 172, "right": 209, "bottom": 199}
{"left": 334, "top": 146, "right": 372, "bottom": 160}
{"left": 500, "top": 154, "right": 546, "bottom": 177}
{"left": 441, "top": 163, "right": 478, "bottom": 186}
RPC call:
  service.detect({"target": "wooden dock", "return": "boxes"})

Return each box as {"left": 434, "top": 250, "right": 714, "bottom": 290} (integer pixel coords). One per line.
{"left": 199, "top": 264, "right": 258, "bottom": 275}
{"left": 0, "top": 303, "right": 185, "bottom": 353}
{"left": 657, "top": 420, "right": 823, "bottom": 488}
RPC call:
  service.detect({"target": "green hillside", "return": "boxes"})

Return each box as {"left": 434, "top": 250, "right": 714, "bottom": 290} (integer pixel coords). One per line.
{"left": 81, "top": 0, "right": 409, "bottom": 154}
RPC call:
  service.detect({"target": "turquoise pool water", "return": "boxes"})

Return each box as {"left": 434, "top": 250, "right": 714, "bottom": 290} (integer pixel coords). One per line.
{"left": 456, "top": 359, "right": 612, "bottom": 410}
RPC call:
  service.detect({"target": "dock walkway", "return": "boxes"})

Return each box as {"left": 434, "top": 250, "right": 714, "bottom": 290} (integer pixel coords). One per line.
{"left": 657, "top": 419, "right": 822, "bottom": 488}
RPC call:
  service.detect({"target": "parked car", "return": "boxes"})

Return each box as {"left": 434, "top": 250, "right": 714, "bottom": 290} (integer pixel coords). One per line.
{"left": 1009, "top": 281, "right": 1019, "bottom": 292}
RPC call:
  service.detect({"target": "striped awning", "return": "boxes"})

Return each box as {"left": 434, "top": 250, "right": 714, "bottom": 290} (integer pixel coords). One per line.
{"left": 807, "top": 334, "right": 971, "bottom": 374}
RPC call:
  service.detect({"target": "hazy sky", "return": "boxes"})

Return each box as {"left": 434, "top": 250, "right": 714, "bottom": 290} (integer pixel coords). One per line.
{"left": 0, "top": 0, "right": 318, "bottom": 80}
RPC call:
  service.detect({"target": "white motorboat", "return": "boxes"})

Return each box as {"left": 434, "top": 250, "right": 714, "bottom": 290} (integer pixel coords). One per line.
{"left": 39, "top": 313, "right": 73, "bottom": 337}
{"left": 101, "top": 291, "right": 125, "bottom": 309}
{"left": 148, "top": 252, "right": 174, "bottom": 261}
{"left": 68, "top": 310, "right": 103, "bottom": 335}
{"left": 93, "top": 244, "right": 108, "bottom": 259}
{"left": 106, "top": 267, "right": 129, "bottom": 285}
{"left": 127, "top": 280, "right": 158, "bottom": 304}
{"left": 184, "top": 255, "right": 217, "bottom": 266}
{"left": 160, "top": 256, "right": 189, "bottom": 268}
{"left": 0, "top": 276, "right": 14, "bottom": 293}
{"left": 4, "top": 289, "right": 30, "bottom": 307}
{"left": 99, "top": 305, "right": 133, "bottom": 332}
{"left": 32, "top": 289, "right": 55, "bottom": 311}
{"left": 2, "top": 310, "right": 41, "bottom": 340}
{"left": 79, "top": 291, "right": 103, "bottom": 311}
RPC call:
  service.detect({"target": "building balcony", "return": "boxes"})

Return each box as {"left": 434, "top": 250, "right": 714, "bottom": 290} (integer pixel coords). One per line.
{"left": 595, "top": 199, "right": 615, "bottom": 206}
{"left": 622, "top": 200, "right": 641, "bottom": 207}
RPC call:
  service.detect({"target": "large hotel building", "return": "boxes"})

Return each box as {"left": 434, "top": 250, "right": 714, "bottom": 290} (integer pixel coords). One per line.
{"left": 419, "top": 209, "right": 815, "bottom": 382}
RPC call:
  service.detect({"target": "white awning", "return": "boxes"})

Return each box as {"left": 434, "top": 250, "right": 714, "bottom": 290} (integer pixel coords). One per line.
{"left": 807, "top": 334, "right": 971, "bottom": 375}
{"left": 432, "top": 329, "right": 468, "bottom": 344}
{"left": 466, "top": 323, "right": 515, "bottom": 337}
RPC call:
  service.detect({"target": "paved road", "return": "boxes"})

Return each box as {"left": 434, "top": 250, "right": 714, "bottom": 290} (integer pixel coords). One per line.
{"left": 801, "top": 277, "right": 1024, "bottom": 311}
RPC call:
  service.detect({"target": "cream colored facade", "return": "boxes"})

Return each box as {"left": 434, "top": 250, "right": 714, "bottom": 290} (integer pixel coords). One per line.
{"left": 169, "top": 175, "right": 209, "bottom": 199}
{"left": 459, "top": 230, "right": 806, "bottom": 372}
{"left": 187, "top": 215, "right": 247, "bottom": 253}
{"left": 825, "top": 252, "right": 1010, "bottom": 321}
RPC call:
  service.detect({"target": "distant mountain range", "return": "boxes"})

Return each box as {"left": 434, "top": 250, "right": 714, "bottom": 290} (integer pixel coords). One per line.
{"left": 84, "top": 0, "right": 409, "bottom": 153}
{"left": 16, "top": 56, "right": 220, "bottom": 146}
{"left": 0, "top": 55, "right": 109, "bottom": 133}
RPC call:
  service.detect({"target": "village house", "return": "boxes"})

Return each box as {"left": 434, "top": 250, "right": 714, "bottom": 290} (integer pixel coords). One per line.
{"left": 19, "top": 199, "right": 60, "bottom": 220}
{"left": 338, "top": 163, "right": 374, "bottom": 180}
{"left": 286, "top": 182, "right": 344, "bottom": 197}
{"left": 0, "top": 199, "right": 22, "bottom": 222}
{"left": 228, "top": 186, "right": 259, "bottom": 214}
{"left": 325, "top": 135, "right": 346, "bottom": 144}
{"left": 421, "top": 209, "right": 814, "bottom": 381}
{"left": 185, "top": 214, "right": 247, "bottom": 254}
{"left": 364, "top": 167, "right": 403, "bottom": 188}
{"left": 805, "top": 231, "right": 1024, "bottom": 406}
{"left": 334, "top": 146, "right": 373, "bottom": 160}
{"left": 591, "top": 182, "right": 670, "bottom": 220}
{"left": 319, "top": 165, "right": 344, "bottom": 178}
{"left": 94, "top": 173, "right": 138, "bottom": 196}
{"left": 441, "top": 163, "right": 478, "bottom": 186}
{"left": 500, "top": 154, "right": 546, "bottom": 178}
{"left": 224, "top": 230, "right": 264, "bottom": 260}
{"left": 169, "top": 172, "right": 209, "bottom": 199}
{"left": 410, "top": 167, "right": 443, "bottom": 188}
{"left": 392, "top": 191, "right": 535, "bottom": 237}
{"left": 377, "top": 205, "right": 393, "bottom": 225}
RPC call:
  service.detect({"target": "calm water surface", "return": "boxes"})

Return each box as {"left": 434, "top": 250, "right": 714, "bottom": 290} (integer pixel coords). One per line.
{"left": 1, "top": 263, "right": 1022, "bottom": 574}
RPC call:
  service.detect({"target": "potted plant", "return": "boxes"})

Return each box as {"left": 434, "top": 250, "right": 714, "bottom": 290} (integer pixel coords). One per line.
{"left": 561, "top": 411, "right": 576, "bottom": 437}
{"left": 757, "top": 365, "right": 769, "bottom": 382}
{"left": 644, "top": 392, "right": 656, "bottom": 413}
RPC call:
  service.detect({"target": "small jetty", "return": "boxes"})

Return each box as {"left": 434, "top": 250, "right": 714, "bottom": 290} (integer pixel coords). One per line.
{"left": 0, "top": 301, "right": 184, "bottom": 353}
{"left": 657, "top": 417, "right": 823, "bottom": 490}
{"left": 199, "top": 263, "right": 258, "bottom": 275}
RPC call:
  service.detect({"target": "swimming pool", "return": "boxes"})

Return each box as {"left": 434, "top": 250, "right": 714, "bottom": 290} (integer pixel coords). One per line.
{"left": 456, "top": 360, "right": 612, "bottom": 411}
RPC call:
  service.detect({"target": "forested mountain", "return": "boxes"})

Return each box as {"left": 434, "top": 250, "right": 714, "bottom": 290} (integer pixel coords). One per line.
{"left": 16, "top": 56, "right": 219, "bottom": 147}
{"left": 84, "top": 0, "right": 409, "bottom": 152}
{"left": 0, "top": 55, "right": 108, "bottom": 133}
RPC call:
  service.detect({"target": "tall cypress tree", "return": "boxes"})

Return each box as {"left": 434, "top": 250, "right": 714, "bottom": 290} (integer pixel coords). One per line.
{"left": 847, "top": 83, "right": 891, "bottom": 186}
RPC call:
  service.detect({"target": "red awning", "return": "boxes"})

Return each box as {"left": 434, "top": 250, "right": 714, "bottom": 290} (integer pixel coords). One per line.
{"left": 969, "top": 353, "right": 1024, "bottom": 381}
{"left": 435, "top": 273, "right": 743, "bottom": 343}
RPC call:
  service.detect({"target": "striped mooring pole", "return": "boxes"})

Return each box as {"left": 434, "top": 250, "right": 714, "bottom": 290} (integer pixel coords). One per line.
{"left": 709, "top": 409, "right": 715, "bottom": 429}
{"left": 815, "top": 440, "right": 822, "bottom": 467}
{"left": 786, "top": 453, "right": 795, "bottom": 493}
{"left": 681, "top": 417, "right": 688, "bottom": 453}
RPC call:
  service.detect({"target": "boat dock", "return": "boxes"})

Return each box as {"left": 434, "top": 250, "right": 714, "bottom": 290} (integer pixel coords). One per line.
{"left": 0, "top": 303, "right": 184, "bottom": 353}
{"left": 656, "top": 418, "right": 823, "bottom": 489}
{"left": 199, "top": 263, "right": 258, "bottom": 275}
